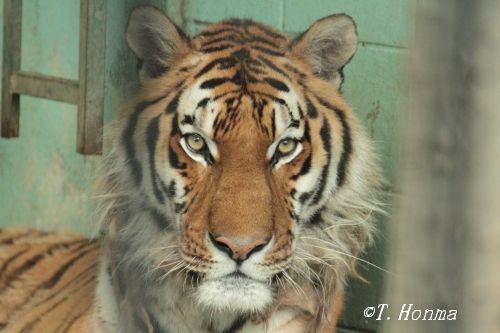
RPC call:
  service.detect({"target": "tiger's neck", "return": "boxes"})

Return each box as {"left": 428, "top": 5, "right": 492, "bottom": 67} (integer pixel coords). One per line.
{"left": 93, "top": 256, "right": 332, "bottom": 333}
{"left": 93, "top": 243, "right": 244, "bottom": 333}
{"left": 90, "top": 207, "right": 327, "bottom": 333}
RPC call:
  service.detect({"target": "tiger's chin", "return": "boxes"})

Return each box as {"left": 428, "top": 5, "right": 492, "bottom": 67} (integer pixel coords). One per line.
{"left": 195, "top": 274, "right": 274, "bottom": 313}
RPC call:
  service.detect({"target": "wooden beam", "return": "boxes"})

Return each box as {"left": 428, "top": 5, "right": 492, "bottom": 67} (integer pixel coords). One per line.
{"left": 1, "top": 0, "right": 22, "bottom": 138}
{"left": 10, "top": 72, "right": 79, "bottom": 105}
{"left": 78, "top": 0, "right": 106, "bottom": 155}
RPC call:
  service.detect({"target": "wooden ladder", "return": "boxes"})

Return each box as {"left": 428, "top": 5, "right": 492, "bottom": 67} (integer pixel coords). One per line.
{"left": 1, "top": 0, "right": 106, "bottom": 155}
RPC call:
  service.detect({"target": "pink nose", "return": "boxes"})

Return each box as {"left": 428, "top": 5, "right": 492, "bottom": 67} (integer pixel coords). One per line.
{"left": 209, "top": 234, "right": 269, "bottom": 263}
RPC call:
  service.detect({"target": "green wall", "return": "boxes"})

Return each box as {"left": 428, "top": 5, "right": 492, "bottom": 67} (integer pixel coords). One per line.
{"left": 0, "top": 1, "right": 413, "bottom": 331}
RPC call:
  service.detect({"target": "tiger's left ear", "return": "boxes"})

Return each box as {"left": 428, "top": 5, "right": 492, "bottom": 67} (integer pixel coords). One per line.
{"left": 126, "top": 6, "right": 190, "bottom": 84}
{"left": 291, "top": 14, "right": 358, "bottom": 89}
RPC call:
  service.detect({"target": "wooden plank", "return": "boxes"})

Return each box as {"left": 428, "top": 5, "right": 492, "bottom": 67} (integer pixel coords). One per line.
{"left": 77, "top": 0, "right": 106, "bottom": 155}
{"left": 10, "top": 71, "right": 79, "bottom": 104}
{"left": 1, "top": 0, "right": 22, "bottom": 138}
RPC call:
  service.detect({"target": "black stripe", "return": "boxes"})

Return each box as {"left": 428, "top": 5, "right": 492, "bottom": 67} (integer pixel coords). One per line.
{"left": 248, "top": 35, "right": 281, "bottom": 49}
{"left": 258, "top": 56, "right": 290, "bottom": 79}
{"left": 253, "top": 24, "right": 286, "bottom": 41}
{"left": 167, "top": 180, "right": 176, "bottom": 198}
{"left": 197, "top": 98, "right": 210, "bottom": 109}
{"left": 150, "top": 310, "right": 169, "bottom": 333}
{"left": 310, "top": 118, "right": 331, "bottom": 205}
{"left": 303, "top": 119, "right": 311, "bottom": 142}
{"left": 201, "top": 77, "right": 232, "bottom": 89}
{"left": 9, "top": 243, "right": 96, "bottom": 317}
{"left": 201, "top": 44, "right": 234, "bottom": 53}
{"left": 316, "top": 97, "right": 352, "bottom": 187}
{"left": 299, "top": 192, "right": 312, "bottom": 204}
{"left": 306, "top": 97, "right": 318, "bottom": 118}
{"left": 147, "top": 115, "right": 165, "bottom": 204}
{"left": 42, "top": 243, "right": 97, "bottom": 289}
{"left": 31, "top": 262, "right": 98, "bottom": 309}
{"left": 145, "top": 62, "right": 170, "bottom": 80}
{"left": 289, "top": 120, "right": 300, "bottom": 128}
{"left": 123, "top": 95, "right": 167, "bottom": 185}
{"left": 252, "top": 45, "right": 285, "bottom": 57}
{"left": 168, "top": 114, "right": 187, "bottom": 169}
{"left": 264, "top": 77, "right": 289, "bottom": 92}
{"left": 195, "top": 56, "right": 237, "bottom": 78}
{"left": 291, "top": 152, "right": 312, "bottom": 180}
{"left": 273, "top": 96, "right": 286, "bottom": 105}
{"left": 222, "top": 315, "right": 247, "bottom": 333}
{"left": 22, "top": 272, "right": 96, "bottom": 332}
{"left": 213, "top": 89, "right": 241, "bottom": 101}
{"left": 0, "top": 248, "right": 29, "bottom": 277}
{"left": 0, "top": 230, "right": 36, "bottom": 245}
{"left": 56, "top": 313, "right": 83, "bottom": 333}
{"left": 0, "top": 240, "right": 87, "bottom": 293}
{"left": 297, "top": 104, "right": 304, "bottom": 118}
{"left": 202, "top": 34, "right": 242, "bottom": 46}
{"left": 232, "top": 48, "right": 250, "bottom": 61}
{"left": 271, "top": 108, "right": 276, "bottom": 139}
{"left": 165, "top": 91, "right": 182, "bottom": 114}
{"left": 198, "top": 27, "right": 241, "bottom": 38}
{"left": 182, "top": 115, "right": 195, "bottom": 125}
{"left": 149, "top": 208, "right": 171, "bottom": 230}
{"left": 308, "top": 208, "right": 324, "bottom": 224}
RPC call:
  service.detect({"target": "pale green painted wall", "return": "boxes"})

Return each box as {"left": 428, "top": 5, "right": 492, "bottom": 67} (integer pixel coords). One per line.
{"left": 0, "top": 1, "right": 413, "bottom": 331}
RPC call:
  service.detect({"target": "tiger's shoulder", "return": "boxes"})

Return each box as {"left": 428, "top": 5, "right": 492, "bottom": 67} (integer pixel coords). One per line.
{"left": 0, "top": 228, "right": 100, "bottom": 333}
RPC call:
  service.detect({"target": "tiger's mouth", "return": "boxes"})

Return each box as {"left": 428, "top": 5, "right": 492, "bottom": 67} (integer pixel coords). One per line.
{"left": 195, "top": 272, "right": 274, "bottom": 312}
{"left": 226, "top": 271, "right": 249, "bottom": 279}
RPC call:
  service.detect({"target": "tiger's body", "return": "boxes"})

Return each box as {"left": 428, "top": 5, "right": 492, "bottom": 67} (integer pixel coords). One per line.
{"left": 0, "top": 229, "right": 98, "bottom": 332}
{"left": 0, "top": 6, "right": 382, "bottom": 333}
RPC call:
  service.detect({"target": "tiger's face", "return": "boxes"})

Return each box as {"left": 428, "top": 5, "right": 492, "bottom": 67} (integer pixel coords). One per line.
{"left": 106, "top": 7, "right": 380, "bottom": 316}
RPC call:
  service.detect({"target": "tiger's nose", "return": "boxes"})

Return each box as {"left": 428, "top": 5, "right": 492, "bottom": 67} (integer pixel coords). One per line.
{"left": 208, "top": 233, "right": 270, "bottom": 263}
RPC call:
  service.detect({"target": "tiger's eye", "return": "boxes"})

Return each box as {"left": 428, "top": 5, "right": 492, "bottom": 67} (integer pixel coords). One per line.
{"left": 186, "top": 133, "right": 206, "bottom": 152}
{"left": 277, "top": 139, "right": 297, "bottom": 155}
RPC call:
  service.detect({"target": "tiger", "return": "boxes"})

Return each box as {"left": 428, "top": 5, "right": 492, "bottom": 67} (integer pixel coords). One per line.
{"left": 0, "top": 6, "right": 382, "bottom": 333}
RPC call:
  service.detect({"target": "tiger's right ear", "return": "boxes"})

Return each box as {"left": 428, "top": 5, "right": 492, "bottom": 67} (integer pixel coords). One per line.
{"left": 290, "top": 14, "right": 357, "bottom": 89}
{"left": 126, "top": 6, "right": 190, "bottom": 84}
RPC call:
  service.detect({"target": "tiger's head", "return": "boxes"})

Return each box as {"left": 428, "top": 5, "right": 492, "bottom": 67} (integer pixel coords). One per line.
{"left": 101, "top": 6, "right": 381, "bottom": 319}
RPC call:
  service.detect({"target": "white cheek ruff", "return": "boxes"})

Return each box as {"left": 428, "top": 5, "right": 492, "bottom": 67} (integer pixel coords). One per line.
{"left": 195, "top": 276, "right": 273, "bottom": 313}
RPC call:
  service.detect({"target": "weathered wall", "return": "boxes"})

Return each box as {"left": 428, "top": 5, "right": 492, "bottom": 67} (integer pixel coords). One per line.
{"left": 0, "top": 1, "right": 414, "bottom": 331}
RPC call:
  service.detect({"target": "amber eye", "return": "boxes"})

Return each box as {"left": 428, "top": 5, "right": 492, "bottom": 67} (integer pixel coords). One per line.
{"left": 277, "top": 138, "right": 297, "bottom": 155}
{"left": 185, "top": 133, "right": 206, "bottom": 152}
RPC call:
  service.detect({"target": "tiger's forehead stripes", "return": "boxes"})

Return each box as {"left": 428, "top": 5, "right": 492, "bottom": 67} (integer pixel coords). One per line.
{"left": 175, "top": 83, "right": 305, "bottom": 145}
{"left": 195, "top": 19, "right": 288, "bottom": 55}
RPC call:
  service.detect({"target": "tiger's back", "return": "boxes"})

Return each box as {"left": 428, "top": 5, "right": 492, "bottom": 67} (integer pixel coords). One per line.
{"left": 0, "top": 228, "right": 99, "bottom": 333}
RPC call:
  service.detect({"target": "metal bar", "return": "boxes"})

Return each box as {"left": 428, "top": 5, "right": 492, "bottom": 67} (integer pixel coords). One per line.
{"left": 10, "top": 71, "right": 79, "bottom": 105}
{"left": 1, "top": 0, "right": 22, "bottom": 138}
{"left": 77, "top": 0, "right": 106, "bottom": 155}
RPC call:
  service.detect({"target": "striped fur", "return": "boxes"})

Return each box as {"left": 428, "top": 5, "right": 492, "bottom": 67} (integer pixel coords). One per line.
{"left": 0, "top": 228, "right": 99, "bottom": 332}
{"left": 0, "top": 7, "right": 382, "bottom": 333}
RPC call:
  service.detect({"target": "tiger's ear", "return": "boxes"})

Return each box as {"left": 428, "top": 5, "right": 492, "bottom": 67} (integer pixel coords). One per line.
{"left": 291, "top": 14, "right": 357, "bottom": 89}
{"left": 126, "top": 6, "right": 190, "bottom": 84}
